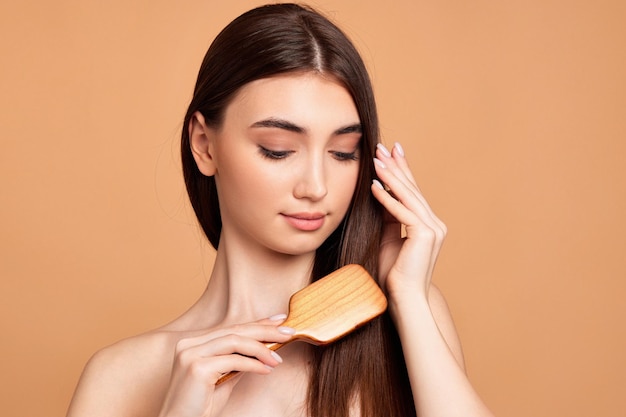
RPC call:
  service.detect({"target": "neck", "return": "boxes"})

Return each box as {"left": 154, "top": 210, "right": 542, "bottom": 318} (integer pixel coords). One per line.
{"left": 199, "top": 236, "right": 316, "bottom": 326}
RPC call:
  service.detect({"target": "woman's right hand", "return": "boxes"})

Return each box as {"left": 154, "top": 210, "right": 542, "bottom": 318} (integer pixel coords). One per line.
{"left": 158, "top": 314, "right": 294, "bottom": 417}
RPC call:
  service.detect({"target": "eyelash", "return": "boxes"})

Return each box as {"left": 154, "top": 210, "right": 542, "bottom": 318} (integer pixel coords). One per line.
{"left": 257, "top": 146, "right": 359, "bottom": 162}
{"left": 258, "top": 146, "right": 293, "bottom": 160}
{"left": 332, "top": 151, "right": 359, "bottom": 161}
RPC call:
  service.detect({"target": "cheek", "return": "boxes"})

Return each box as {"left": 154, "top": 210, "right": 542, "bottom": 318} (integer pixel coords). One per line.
{"left": 334, "top": 167, "right": 360, "bottom": 206}
{"left": 218, "top": 156, "right": 285, "bottom": 200}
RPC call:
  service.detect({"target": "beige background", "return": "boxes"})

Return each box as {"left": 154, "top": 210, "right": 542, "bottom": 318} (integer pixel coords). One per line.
{"left": 1, "top": 1, "right": 625, "bottom": 416}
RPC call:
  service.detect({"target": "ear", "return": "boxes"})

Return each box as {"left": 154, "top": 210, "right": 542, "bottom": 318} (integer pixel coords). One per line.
{"left": 188, "top": 111, "right": 217, "bottom": 176}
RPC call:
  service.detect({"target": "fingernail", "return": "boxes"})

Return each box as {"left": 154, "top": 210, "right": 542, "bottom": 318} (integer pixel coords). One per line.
{"left": 372, "top": 179, "right": 384, "bottom": 190}
{"left": 268, "top": 313, "right": 287, "bottom": 321}
{"left": 394, "top": 142, "right": 405, "bottom": 157}
{"left": 373, "top": 158, "right": 386, "bottom": 169}
{"left": 278, "top": 326, "right": 296, "bottom": 335}
{"left": 377, "top": 143, "right": 391, "bottom": 157}
{"left": 265, "top": 364, "right": 275, "bottom": 371}
{"left": 271, "top": 351, "right": 283, "bottom": 363}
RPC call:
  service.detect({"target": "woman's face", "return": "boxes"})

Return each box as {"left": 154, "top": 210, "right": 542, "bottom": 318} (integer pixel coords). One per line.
{"left": 198, "top": 72, "right": 362, "bottom": 256}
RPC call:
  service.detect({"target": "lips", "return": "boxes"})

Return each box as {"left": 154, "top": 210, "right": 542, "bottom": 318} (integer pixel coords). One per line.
{"left": 281, "top": 212, "right": 326, "bottom": 231}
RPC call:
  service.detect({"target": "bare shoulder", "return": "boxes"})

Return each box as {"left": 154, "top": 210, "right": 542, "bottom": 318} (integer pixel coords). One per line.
{"left": 66, "top": 330, "right": 179, "bottom": 417}
{"left": 428, "top": 284, "right": 466, "bottom": 369}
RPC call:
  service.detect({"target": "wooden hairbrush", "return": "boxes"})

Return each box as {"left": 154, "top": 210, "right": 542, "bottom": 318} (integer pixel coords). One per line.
{"left": 216, "top": 264, "right": 387, "bottom": 385}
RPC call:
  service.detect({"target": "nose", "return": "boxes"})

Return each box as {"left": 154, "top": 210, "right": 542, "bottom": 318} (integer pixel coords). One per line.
{"left": 293, "top": 154, "right": 328, "bottom": 201}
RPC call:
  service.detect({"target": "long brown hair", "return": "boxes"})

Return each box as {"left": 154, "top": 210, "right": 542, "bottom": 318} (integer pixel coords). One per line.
{"left": 180, "top": 4, "right": 415, "bottom": 416}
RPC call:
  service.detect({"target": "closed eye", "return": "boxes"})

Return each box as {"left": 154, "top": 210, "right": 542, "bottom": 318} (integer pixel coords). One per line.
{"left": 258, "top": 146, "right": 294, "bottom": 160}
{"left": 331, "top": 150, "right": 359, "bottom": 161}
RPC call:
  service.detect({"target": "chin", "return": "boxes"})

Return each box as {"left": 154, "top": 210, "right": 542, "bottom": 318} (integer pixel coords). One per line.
{"left": 268, "top": 236, "right": 329, "bottom": 257}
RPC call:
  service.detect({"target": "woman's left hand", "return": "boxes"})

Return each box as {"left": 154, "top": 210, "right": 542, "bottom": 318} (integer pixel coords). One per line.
{"left": 371, "top": 143, "right": 496, "bottom": 417}
{"left": 370, "top": 142, "right": 447, "bottom": 304}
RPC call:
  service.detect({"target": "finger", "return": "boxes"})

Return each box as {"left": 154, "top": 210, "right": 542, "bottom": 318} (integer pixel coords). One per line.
{"left": 375, "top": 147, "right": 434, "bottom": 220}
{"left": 373, "top": 160, "right": 438, "bottom": 229}
{"left": 386, "top": 142, "right": 448, "bottom": 233}
{"left": 255, "top": 313, "right": 288, "bottom": 325}
{"left": 371, "top": 179, "right": 422, "bottom": 234}
{"left": 177, "top": 334, "right": 284, "bottom": 373}
{"left": 180, "top": 353, "right": 277, "bottom": 387}
{"left": 379, "top": 206, "right": 402, "bottom": 241}
{"left": 376, "top": 142, "right": 431, "bottom": 208}
{"left": 374, "top": 148, "right": 447, "bottom": 234}
{"left": 390, "top": 142, "right": 419, "bottom": 186}
{"left": 175, "top": 320, "right": 294, "bottom": 352}
{"left": 376, "top": 143, "right": 419, "bottom": 195}
{"left": 372, "top": 169, "right": 446, "bottom": 277}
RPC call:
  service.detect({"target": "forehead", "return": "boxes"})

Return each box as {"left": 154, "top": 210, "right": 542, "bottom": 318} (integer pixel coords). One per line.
{"left": 223, "top": 72, "right": 360, "bottom": 128}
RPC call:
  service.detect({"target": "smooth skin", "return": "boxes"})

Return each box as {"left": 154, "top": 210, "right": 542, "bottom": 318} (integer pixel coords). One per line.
{"left": 66, "top": 73, "right": 493, "bottom": 417}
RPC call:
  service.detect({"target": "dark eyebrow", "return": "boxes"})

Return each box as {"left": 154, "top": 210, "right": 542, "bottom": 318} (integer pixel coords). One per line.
{"left": 250, "top": 118, "right": 362, "bottom": 136}
{"left": 250, "top": 118, "right": 304, "bottom": 133}
{"left": 335, "top": 124, "right": 362, "bottom": 135}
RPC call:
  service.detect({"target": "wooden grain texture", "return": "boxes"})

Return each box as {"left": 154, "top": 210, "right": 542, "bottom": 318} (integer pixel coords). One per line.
{"left": 216, "top": 264, "right": 387, "bottom": 385}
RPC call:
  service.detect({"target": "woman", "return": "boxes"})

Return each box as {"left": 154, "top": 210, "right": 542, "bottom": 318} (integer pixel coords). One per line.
{"left": 67, "top": 4, "right": 494, "bottom": 417}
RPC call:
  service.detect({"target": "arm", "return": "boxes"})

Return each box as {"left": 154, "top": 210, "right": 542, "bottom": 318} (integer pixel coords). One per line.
{"left": 371, "top": 142, "right": 494, "bottom": 417}
{"left": 392, "top": 285, "right": 490, "bottom": 416}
